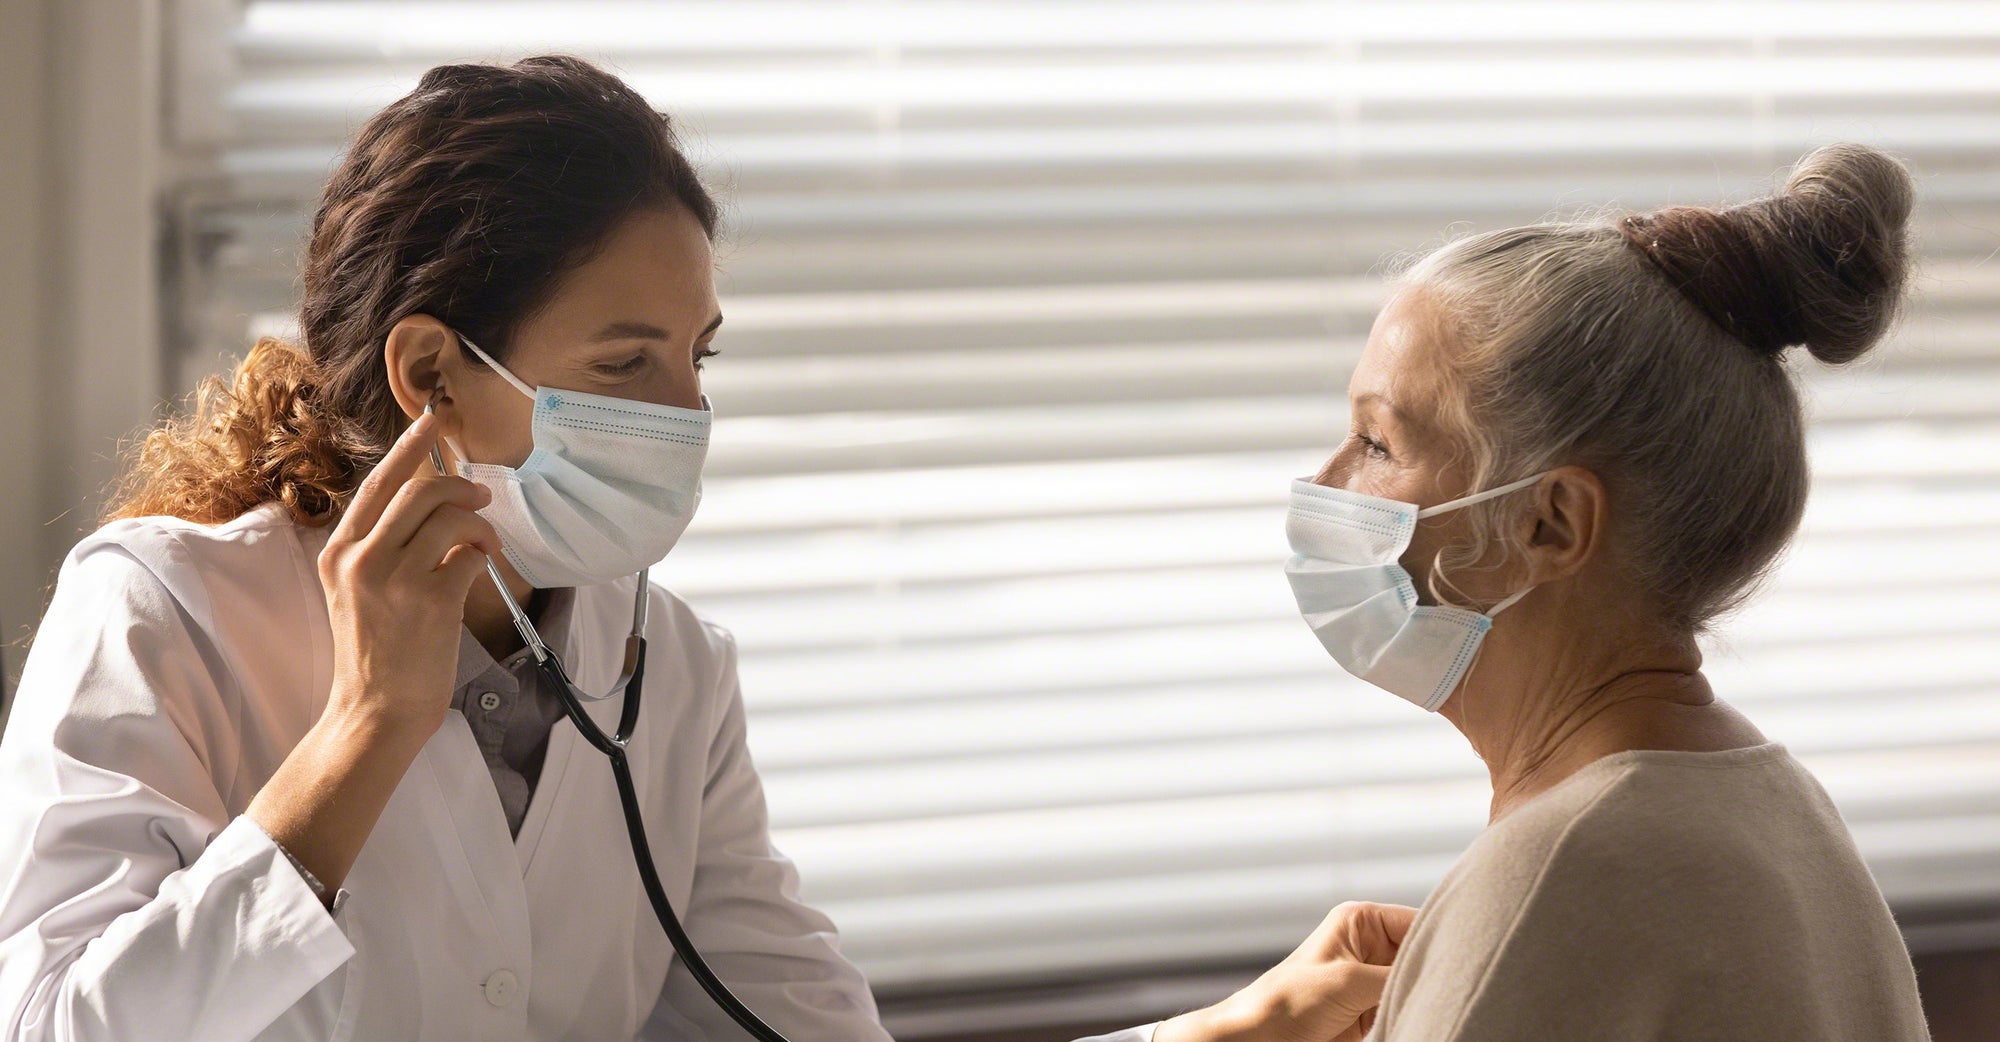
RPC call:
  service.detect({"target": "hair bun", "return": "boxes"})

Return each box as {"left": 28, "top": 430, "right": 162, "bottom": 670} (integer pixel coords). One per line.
{"left": 1620, "top": 143, "right": 1913, "bottom": 365}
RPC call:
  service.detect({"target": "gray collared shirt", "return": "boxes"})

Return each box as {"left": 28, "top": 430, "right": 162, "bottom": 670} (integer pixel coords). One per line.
{"left": 450, "top": 588, "right": 575, "bottom": 837}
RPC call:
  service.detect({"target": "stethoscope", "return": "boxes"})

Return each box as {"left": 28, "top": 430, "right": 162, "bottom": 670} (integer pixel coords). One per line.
{"left": 425, "top": 406, "right": 798, "bottom": 1042}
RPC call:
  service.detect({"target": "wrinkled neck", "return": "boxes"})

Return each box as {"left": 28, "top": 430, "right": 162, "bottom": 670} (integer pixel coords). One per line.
{"left": 1438, "top": 610, "right": 1718, "bottom": 822}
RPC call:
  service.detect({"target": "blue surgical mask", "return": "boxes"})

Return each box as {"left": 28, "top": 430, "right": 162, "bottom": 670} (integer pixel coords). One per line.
{"left": 450, "top": 334, "right": 711, "bottom": 588}
{"left": 1283, "top": 472, "right": 1547, "bottom": 711}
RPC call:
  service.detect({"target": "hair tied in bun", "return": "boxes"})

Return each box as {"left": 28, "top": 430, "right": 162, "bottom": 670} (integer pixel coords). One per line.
{"left": 1618, "top": 143, "right": 1913, "bottom": 367}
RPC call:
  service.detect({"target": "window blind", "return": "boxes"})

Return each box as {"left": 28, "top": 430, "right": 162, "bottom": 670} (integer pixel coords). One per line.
{"left": 168, "top": 0, "right": 2000, "bottom": 996}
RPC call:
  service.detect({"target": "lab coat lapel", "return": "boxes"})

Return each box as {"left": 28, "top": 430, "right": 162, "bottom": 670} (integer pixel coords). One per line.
{"left": 420, "top": 717, "right": 535, "bottom": 960}
{"left": 512, "top": 722, "right": 574, "bottom": 874}
{"left": 514, "top": 576, "right": 629, "bottom": 875}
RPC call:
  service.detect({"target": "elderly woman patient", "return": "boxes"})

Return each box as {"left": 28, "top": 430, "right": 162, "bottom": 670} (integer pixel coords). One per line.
{"left": 1163, "top": 143, "right": 1931, "bottom": 1042}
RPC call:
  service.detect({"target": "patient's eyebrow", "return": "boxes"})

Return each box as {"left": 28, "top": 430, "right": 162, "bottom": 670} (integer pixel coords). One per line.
{"left": 1354, "top": 392, "right": 1428, "bottom": 435}
{"left": 1353, "top": 392, "right": 1403, "bottom": 419}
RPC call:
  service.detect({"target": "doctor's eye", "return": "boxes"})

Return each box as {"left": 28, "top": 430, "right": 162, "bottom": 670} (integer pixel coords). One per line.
{"left": 694, "top": 346, "right": 721, "bottom": 371}
{"left": 595, "top": 354, "right": 648, "bottom": 376}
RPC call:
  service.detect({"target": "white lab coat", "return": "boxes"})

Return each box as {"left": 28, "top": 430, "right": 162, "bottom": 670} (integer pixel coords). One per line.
{"left": 0, "top": 503, "right": 891, "bottom": 1041}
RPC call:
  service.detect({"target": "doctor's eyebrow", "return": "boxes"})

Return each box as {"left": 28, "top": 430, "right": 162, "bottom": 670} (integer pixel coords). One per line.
{"left": 588, "top": 314, "right": 724, "bottom": 343}
{"left": 589, "top": 320, "right": 672, "bottom": 342}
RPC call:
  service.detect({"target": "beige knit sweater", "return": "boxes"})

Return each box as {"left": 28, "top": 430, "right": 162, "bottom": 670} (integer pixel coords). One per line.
{"left": 1369, "top": 743, "right": 1928, "bottom": 1041}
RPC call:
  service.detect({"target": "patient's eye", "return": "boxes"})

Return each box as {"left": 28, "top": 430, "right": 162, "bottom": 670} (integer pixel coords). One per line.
{"left": 1354, "top": 431, "right": 1391, "bottom": 460}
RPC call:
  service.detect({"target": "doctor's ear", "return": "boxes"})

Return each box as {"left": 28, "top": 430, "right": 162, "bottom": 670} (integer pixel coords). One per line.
{"left": 1522, "top": 465, "right": 1607, "bottom": 583}
{"left": 383, "top": 315, "right": 461, "bottom": 424}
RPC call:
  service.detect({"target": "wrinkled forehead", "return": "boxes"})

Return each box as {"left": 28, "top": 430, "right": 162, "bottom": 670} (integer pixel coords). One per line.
{"left": 1350, "top": 284, "right": 1461, "bottom": 437}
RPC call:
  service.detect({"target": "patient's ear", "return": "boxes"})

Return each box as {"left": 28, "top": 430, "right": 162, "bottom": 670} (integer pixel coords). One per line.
{"left": 1524, "top": 466, "right": 1606, "bottom": 584}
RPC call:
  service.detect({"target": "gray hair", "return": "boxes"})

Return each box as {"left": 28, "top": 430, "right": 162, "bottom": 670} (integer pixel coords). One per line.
{"left": 1403, "top": 144, "right": 1913, "bottom": 633}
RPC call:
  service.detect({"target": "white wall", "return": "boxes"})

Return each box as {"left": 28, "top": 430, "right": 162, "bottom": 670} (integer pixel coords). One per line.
{"left": 0, "top": 0, "right": 161, "bottom": 720}
{"left": 0, "top": 0, "right": 56, "bottom": 709}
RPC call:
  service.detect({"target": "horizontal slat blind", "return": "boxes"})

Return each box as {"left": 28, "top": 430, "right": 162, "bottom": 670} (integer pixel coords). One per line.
{"left": 171, "top": 0, "right": 2000, "bottom": 994}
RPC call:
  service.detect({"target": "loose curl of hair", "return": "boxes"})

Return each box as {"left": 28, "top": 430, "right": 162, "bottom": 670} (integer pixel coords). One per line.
{"left": 105, "top": 339, "right": 375, "bottom": 524}
{"left": 104, "top": 55, "right": 718, "bottom": 527}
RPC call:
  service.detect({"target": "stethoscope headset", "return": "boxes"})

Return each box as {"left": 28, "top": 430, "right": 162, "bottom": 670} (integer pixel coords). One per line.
{"left": 424, "top": 404, "right": 798, "bottom": 1042}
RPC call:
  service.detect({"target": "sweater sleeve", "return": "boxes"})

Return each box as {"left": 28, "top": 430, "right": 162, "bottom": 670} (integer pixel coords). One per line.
{"left": 0, "top": 538, "right": 356, "bottom": 1041}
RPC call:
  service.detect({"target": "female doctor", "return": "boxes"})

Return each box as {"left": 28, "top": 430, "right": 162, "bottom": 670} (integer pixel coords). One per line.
{"left": 0, "top": 56, "right": 1404, "bottom": 1042}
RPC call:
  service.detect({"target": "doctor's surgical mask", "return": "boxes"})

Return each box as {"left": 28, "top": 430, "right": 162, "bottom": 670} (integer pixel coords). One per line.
{"left": 447, "top": 333, "right": 711, "bottom": 588}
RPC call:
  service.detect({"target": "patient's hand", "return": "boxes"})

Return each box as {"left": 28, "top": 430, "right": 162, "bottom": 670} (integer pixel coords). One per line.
{"left": 1155, "top": 901, "right": 1419, "bottom": 1042}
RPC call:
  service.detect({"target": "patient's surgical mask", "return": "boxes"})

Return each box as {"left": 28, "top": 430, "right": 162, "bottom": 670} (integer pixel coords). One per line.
{"left": 1284, "top": 472, "right": 1547, "bottom": 711}
{"left": 449, "top": 334, "right": 710, "bottom": 589}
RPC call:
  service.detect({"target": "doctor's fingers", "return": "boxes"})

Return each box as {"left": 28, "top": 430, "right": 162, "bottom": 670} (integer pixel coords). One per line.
{"left": 1307, "top": 902, "right": 1419, "bottom": 966}
{"left": 1312, "top": 961, "right": 1394, "bottom": 1027}
{"left": 398, "top": 503, "right": 502, "bottom": 581}
{"left": 338, "top": 410, "right": 444, "bottom": 538}
{"left": 365, "top": 472, "right": 494, "bottom": 554}
{"left": 436, "top": 541, "right": 496, "bottom": 591}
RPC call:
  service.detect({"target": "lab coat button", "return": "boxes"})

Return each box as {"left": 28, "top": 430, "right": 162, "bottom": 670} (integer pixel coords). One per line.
{"left": 478, "top": 691, "right": 502, "bottom": 712}
{"left": 483, "top": 969, "right": 519, "bottom": 1007}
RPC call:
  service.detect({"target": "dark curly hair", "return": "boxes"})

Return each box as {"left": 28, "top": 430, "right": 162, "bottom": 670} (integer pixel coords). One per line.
{"left": 105, "top": 55, "right": 718, "bottom": 526}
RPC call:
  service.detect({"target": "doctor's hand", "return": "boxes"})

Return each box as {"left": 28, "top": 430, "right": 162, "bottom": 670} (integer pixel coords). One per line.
{"left": 250, "top": 412, "right": 502, "bottom": 902}
{"left": 318, "top": 410, "right": 501, "bottom": 734}
{"left": 1155, "top": 901, "right": 1419, "bottom": 1042}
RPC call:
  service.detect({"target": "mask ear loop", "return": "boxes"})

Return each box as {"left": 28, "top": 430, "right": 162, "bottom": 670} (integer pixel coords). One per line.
{"left": 1416, "top": 471, "right": 1551, "bottom": 611}
{"left": 1486, "top": 584, "right": 1534, "bottom": 618}
{"left": 1432, "top": 578, "right": 1538, "bottom": 712}
{"left": 457, "top": 332, "right": 538, "bottom": 400}
{"left": 1416, "top": 471, "right": 1550, "bottom": 519}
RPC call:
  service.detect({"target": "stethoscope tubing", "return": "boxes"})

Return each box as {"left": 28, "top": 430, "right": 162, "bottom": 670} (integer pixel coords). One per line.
{"left": 423, "top": 409, "right": 796, "bottom": 1041}
{"left": 538, "top": 650, "right": 795, "bottom": 1042}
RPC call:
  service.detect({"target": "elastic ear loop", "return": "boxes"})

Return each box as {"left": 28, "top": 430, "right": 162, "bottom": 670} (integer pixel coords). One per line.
{"left": 1415, "top": 470, "right": 1549, "bottom": 610}
{"left": 1486, "top": 585, "right": 1534, "bottom": 617}
{"left": 457, "top": 332, "right": 537, "bottom": 400}
{"left": 1430, "top": 571, "right": 1539, "bottom": 711}
{"left": 1415, "top": 471, "right": 1550, "bottom": 519}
